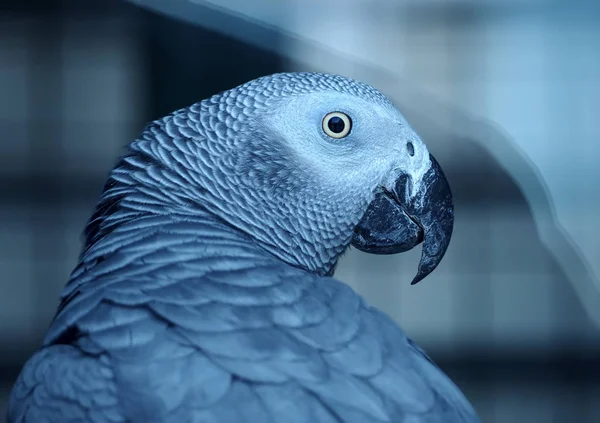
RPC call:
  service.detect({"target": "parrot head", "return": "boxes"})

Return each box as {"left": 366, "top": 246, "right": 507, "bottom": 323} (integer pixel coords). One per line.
{"left": 243, "top": 73, "right": 454, "bottom": 284}
{"left": 91, "top": 72, "right": 453, "bottom": 284}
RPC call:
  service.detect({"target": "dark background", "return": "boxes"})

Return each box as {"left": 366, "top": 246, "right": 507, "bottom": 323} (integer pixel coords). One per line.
{"left": 1, "top": 1, "right": 599, "bottom": 422}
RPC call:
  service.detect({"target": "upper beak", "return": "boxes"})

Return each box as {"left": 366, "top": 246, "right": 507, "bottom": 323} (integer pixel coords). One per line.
{"left": 351, "top": 154, "right": 454, "bottom": 284}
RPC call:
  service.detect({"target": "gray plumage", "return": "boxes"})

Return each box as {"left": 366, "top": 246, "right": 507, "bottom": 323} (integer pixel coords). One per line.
{"left": 8, "top": 72, "right": 480, "bottom": 422}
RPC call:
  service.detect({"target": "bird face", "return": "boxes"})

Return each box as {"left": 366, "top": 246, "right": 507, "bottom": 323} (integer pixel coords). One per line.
{"left": 251, "top": 77, "right": 454, "bottom": 283}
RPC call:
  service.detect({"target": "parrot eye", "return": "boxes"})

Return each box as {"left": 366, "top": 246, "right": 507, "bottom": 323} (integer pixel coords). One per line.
{"left": 322, "top": 112, "right": 352, "bottom": 139}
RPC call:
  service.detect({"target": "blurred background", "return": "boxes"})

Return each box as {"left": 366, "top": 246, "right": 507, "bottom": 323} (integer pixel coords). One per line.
{"left": 1, "top": 0, "right": 599, "bottom": 421}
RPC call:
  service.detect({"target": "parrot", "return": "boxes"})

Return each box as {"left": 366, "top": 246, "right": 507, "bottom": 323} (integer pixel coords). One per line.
{"left": 7, "top": 72, "right": 480, "bottom": 423}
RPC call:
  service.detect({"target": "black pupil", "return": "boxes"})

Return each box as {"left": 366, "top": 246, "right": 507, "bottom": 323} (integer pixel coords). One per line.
{"left": 327, "top": 116, "right": 345, "bottom": 133}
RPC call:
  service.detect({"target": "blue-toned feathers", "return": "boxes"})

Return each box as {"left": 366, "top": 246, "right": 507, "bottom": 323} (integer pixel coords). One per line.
{"left": 8, "top": 73, "right": 479, "bottom": 423}
{"left": 10, "top": 216, "right": 477, "bottom": 423}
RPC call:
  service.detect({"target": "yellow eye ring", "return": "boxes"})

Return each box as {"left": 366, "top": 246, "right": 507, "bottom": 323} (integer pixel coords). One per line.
{"left": 322, "top": 112, "right": 352, "bottom": 139}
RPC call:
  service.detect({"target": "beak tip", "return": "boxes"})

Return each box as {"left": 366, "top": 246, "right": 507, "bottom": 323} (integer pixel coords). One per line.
{"left": 410, "top": 269, "right": 427, "bottom": 285}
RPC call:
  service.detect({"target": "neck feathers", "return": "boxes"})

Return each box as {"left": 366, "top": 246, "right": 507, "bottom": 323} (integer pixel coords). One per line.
{"left": 82, "top": 118, "right": 351, "bottom": 277}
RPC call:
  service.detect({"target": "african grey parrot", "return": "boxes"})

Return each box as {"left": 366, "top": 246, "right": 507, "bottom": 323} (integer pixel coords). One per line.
{"left": 8, "top": 72, "right": 480, "bottom": 423}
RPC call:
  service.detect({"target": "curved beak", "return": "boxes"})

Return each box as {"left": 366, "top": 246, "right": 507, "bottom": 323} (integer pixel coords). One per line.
{"left": 351, "top": 154, "right": 454, "bottom": 284}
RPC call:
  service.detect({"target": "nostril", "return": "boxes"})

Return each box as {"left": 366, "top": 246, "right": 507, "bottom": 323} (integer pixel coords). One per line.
{"left": 406, "top": 142, "right": 415, "bottom": 157}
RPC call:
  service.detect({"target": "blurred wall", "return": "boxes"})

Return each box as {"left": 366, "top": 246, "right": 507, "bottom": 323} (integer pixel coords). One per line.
{"left": 1, "top": 1, "right": 600, "bottom": 422}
